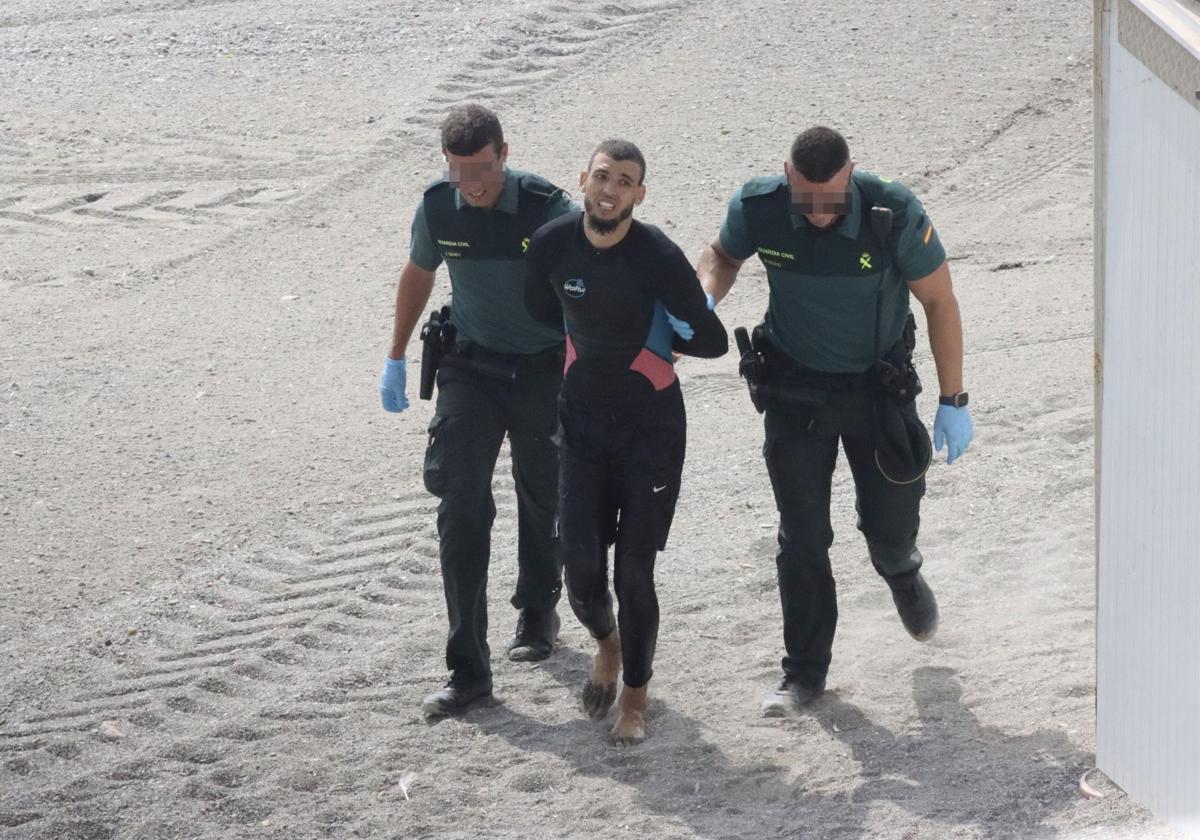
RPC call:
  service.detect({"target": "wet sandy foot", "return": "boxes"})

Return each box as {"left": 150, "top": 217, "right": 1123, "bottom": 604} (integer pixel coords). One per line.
{"left": 581, "top": 629, "right": 621, "bottom": 721}
{"left": 609, "top": 683, "right": 647, "bottom": 746}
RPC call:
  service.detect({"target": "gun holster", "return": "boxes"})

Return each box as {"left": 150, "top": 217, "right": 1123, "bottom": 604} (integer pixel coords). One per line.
{"left": 418, "top": 305, "right": 455, "bottom": 400}
{"left": 734, "top": 325, "right": 769, "bottom": 413}
{"left": 736, "top": 324, "right": 841, "bottom": 414}
{"left": 418, "top": 305, "right": 520, "bottom": 400}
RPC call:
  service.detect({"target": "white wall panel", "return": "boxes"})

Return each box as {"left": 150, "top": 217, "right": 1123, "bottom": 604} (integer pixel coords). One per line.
{"left": 1097, "top": 1, "right": 1200, "bottom": 835}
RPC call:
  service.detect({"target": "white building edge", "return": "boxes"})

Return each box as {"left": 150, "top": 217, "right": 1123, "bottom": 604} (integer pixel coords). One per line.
{"left": 1095, "top": 0, "right": 1200, "bottom": 835}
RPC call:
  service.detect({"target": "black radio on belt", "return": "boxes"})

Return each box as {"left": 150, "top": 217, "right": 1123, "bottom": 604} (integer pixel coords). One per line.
{"left": 872, "top": 312, "right": 922, "bottom": 403}
{"left": 874, "top": 358, "right": 922, "bottom": 402}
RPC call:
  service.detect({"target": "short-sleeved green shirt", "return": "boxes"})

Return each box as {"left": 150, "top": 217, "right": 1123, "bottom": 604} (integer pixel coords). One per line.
{"left": 720, "top": 170, "right": 945, "bottom": 373}
{"left": 410, "top": 168, "right": 576, "bottom": 354}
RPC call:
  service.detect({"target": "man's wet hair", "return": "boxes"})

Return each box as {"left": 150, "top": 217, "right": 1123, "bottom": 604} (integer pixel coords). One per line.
{"left": 441, "top": 104, "right": 505, "bottom": 156}
{"left": 589, "top": 138, "right": 646, "bottom": 184}
{"left": 789, "top": 127, "right": 850, "bottom": 183}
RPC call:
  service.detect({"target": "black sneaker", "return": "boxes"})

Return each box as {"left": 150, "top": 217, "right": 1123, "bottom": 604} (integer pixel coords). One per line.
{"left": 761, "top": 676, "right": 826, "bottom": 717}
{"left": 887, "top": 571, "right": 939, "bottom": 641}
{"left": 506, "top": 608, "right": 561, "bottom": 662}
{"left": 421, "top": 674, "right": 493, "bottom": 717}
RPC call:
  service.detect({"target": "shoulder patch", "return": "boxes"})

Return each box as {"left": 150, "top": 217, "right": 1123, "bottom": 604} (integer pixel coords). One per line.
{"left": 740, "top": 175, "right": 787, "bottom": 201}
{"left": 856, "top": 171, "right": 917, "bottom": 215}
{"left": 857, "top": 174, "right": 915, "bottom": 235}
{"left": 516, "top": 172, "right": 563, "bottom": 201}
{"left": 422, "top": 177, "right": 452, "bottom": 198}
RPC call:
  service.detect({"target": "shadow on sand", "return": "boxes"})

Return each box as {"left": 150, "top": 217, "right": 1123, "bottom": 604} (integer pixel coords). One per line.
{"left": 472, "top": 649, "right": 1090, "bottom": 839}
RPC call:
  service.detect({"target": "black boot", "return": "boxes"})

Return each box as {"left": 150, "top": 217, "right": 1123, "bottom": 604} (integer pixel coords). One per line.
{"left": 506, "top": 608, "right": 561, "bottom": 662}
{"left": 887, "top": 571, "right": 939, "bottom": 641}
{"left": 422, "top": 673, "right": 493, "bottom": 717}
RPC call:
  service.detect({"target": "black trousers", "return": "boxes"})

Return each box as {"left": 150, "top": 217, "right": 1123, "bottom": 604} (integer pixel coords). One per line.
{"left": 422, "top": 346, "right": 564, "bottom": 682}
{"left": 555, "top": 384, "right": 686, "bottom": 688}
{"left": 763, "top": 383, "right": 925, "bottom": 688}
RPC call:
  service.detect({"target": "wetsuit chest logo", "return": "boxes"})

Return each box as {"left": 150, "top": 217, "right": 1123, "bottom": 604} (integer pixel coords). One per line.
{"left": 563, "top": 278, "right": 586, "bottom": 299}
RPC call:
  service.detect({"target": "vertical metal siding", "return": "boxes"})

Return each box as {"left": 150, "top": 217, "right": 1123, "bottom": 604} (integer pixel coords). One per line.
{"left": 1097, "top": 1, "right": 1200, "bottom": 835}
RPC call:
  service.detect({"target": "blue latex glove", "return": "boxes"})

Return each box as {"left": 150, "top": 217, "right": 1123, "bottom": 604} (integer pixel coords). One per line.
{"left": 665, "top": 311, "right": 694, "bottom": 341}
{"left": 933, "top": 404, "right": 973, "bottom": 464}
{"left": 666, "top": 294, "right": 713, "bottom": 341}
{"left": 380, "top": 356, "right": 409, "bottom": 413}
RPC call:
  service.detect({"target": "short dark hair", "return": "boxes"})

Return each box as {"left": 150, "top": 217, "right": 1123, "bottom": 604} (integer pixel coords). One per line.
{"left": 589, "top": 138, "right": 646, "bottom": 184}
{"left": 441, "top": 104, "right": 504, "bottom": 156}
{"left": 789, "top": 127, "right": 850, "bottom": 182}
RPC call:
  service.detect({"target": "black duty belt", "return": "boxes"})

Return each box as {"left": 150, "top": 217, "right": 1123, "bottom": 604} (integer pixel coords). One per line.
{"left": 451, "top": 341, "right": 564, "bottom": 377}
{"left": 420, "top": 304, "right": 562, "bottom": 399}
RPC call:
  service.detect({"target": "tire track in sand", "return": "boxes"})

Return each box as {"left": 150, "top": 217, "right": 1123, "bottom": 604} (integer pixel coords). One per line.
{"left": 1, "top": 0, "right": 690, "bottom": 274}
{"left": 0, "top": 0, "right": 699, "bottom": 831}
{"left": 0, "top": 490, "right": 442, "bottom": 821}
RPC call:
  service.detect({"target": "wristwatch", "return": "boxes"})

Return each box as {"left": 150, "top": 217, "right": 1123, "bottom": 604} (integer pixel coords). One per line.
{"left": 939, "top": 392, "right": 969, "bottom": 408}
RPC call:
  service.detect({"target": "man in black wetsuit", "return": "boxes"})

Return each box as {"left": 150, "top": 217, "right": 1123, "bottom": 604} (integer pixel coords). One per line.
{"left": 524, "top": 139, "right": 727, "bottom": 744}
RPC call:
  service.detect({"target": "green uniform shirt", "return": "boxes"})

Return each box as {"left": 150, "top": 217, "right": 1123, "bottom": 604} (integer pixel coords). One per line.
{"left": 719, "top": 170, "right": 945, "bottom": 373}
{"left": 410, "top": 168, "right": 576, "bottom": 354}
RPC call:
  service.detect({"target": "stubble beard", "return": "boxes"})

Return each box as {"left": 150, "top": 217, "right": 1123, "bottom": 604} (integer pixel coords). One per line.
{"left": 584, "top": 197, "right": 633, "bottom": 235}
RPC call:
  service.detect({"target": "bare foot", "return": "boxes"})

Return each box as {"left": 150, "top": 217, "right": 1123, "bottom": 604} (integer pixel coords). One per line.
{"left": 608, "top": 683, "right": 647, "bottom": 745}
{"left": 581, "top": 629, "right": 620, "bottom": 721}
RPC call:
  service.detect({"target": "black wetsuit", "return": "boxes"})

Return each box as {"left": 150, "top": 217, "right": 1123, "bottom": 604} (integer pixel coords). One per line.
{"left": 525, "top": 211, "right": 727, "bottom": 687}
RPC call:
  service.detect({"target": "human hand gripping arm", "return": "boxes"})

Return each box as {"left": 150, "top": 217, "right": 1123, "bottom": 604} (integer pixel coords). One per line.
{"left": 698, "top": 238, "right": 745, "bottom": 306}
{"left": 674, "top": 237, "right": 742, "bottom": 349}
{"left": 666, "top": 186, "right": 750, "bottom": 353}
{"left": 664, "top": 292, "right": 715, "bottom": 340}
{"left": 699, "top": 184, "right": 752, "bottom": 305}
{"left": 907, "top": 261, "right": 973, "bottom": 463}
{"left": 656, "top": 238, "right": 727, "bottom": 359}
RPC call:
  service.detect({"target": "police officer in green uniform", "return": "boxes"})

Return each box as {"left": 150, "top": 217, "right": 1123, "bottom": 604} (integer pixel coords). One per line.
{"left": 699, "top": 126, "right": 974, "bottom": 716}
{"left": 379, "top": 104, "right": 576, "bottom": 716}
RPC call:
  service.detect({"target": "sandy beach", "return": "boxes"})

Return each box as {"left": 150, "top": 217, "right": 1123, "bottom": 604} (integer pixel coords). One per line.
{"left": 0, "top": 1, "right": 1181, "bottom": 837}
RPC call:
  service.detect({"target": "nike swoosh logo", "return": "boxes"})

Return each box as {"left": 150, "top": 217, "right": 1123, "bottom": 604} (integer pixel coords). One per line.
{"left": 652, "top": 485, "right": 667, "bottom": 493}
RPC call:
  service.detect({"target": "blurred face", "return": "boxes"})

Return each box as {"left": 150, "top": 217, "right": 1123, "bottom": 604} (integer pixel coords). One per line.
{"left": 579, "top": 153, "right": 645, "bottom": 235}
{"left": 445, "top": 142, "right": 509, "bottom": 208}
{"left": 786, "top": 159, "right": 855, "bottom": 229}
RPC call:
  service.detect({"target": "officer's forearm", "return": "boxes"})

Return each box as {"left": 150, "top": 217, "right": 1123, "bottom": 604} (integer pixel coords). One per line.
{"left": 698, "top": 243, "right": 741, "bottom": 304}
{"left": 389, "top": 261, "right": 436, "bottom": 360}
{"left": 922, "top": 296, "right": 964, "bottom": 397}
